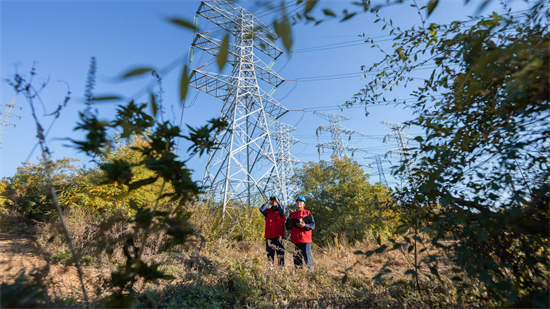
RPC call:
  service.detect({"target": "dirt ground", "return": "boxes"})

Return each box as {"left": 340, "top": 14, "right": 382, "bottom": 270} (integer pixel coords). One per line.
{"left": 0, "top": 233, "right": 107, "bottom": 303}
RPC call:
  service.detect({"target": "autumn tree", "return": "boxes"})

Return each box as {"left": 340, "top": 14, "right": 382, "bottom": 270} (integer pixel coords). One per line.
{"left": 1, "top": 158, "right": 84, "bottom": 221}
{"left": 294, "top": 156, "right": 396, "bottom": 245}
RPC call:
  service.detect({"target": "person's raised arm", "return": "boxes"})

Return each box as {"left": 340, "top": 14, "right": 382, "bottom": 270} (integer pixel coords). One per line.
{"left": 279, "top": 202, "right": 286, "bottom": 217}
{"left": 259, "top": 201, "right": 270, "bottom": 217}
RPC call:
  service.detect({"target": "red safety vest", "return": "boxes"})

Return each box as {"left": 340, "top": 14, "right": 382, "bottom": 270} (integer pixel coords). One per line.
{"left": 264, "top": 208, "right": 286, "bottom": 239}
{"left": 289, "top": 209, "right": 312, "bottom": 244}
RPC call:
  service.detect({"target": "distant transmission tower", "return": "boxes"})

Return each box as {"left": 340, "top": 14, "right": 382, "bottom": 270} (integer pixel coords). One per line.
{"left": 375, "top": 155, "right": 389, "bottom": 187}
{"left": 264, "top": 121, "right": 304, "bottom": 206}
{"left": 0, "top": 96, "right": 21, "bottom": 149}
{"left": 382, "top": 121, "right": 415, "bottom": 187}
{"left": 314, "top": 111, "right": 365, "bottom": 159}
{"left": 189, "top": 0, "right": 287, "bottom": 229}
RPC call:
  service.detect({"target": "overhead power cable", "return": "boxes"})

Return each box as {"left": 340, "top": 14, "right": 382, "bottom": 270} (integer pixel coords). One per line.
{"left": 292, "top": 66, "right": 437, "bottom": 82}
{"left": 255, "top": 1, "right": 297, "bottom": 17}
{"left": 284, "top": 7, "right": 539, "bottom": 54}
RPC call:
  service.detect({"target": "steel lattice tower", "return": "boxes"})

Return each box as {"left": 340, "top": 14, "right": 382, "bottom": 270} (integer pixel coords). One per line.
{"left": 382, "top": 121, "right": 415, "bottom": 188}
{"left": 375, "top": 154, "right": 389, "bottom": 186}
{"left": 0, "top": 96, "right": 21, "bottom": 149}
{"left": 314, "top": 111, "right": 364, "bottom": 159}
{"left": 381, "top": 121, "right": 414, "bottom": 164}
{"left": 189, "top": 0, "right": 287, "bottom": 229}
{"left": 263, "top": 121, "right": 304, "bottom": 206}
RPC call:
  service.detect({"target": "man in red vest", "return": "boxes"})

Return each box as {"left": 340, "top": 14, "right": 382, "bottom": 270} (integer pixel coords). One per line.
{"left": 259, "top": 195, "right": 286, "bottom": 265}
{"left": 286, "top": 195, "right": 315, "bottom": 269}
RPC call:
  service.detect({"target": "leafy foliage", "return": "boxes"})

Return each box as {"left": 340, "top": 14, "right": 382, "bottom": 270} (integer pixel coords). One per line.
{"left": 70, "top": 92, "right": 227, "bottom": 306}
{"left": 347, "top": 2, "right": 549, "bottom": 306}
{"left": 294, "top": 156, "right": 397, "bottom": 245}
{"left": 1, "top": 158, "right": 85, "bottom": 221}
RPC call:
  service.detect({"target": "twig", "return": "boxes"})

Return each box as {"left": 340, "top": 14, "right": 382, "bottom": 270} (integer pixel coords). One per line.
{"left": 24, "top": 92, "right": 90, "bottom": 307}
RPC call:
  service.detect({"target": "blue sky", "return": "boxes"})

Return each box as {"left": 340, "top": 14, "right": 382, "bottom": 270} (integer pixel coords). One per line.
{"left": 0, "top": 0, "right": 531, "bottom": 187}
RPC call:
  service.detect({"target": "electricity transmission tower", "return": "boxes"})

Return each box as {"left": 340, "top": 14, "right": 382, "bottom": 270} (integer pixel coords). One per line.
{"left": 263, "top": 121, "right": 304, "bottom": 206}
{"left": 0, "top": 96, "right": 21, "bottom": 149}
{"left": 189, "top": 0, "right": 287, "bottom": 230}
{"left": 382, "top": 121, "right": 415, "bottom": 188}
{"left": 314, "top": 111, "right": 365, "bottom": 159}
{"left": 375, "top": 154, "right": 389, "bottom": 187}
{"left": 381, "top": 121, "right": 414, "bottom": 164}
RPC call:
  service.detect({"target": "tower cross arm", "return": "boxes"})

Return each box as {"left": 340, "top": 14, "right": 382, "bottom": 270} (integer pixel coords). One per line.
{"left": 192, "top": 33, "right": 284, "bottom": 87}
{"left": 190, "top": 70, "right": 288, "bottom": 119}
{"left": 197, "top": 0, "right": 283, "bottom": 59}
{"left": 314, "top": 111, "right": 351, "bottom": 122}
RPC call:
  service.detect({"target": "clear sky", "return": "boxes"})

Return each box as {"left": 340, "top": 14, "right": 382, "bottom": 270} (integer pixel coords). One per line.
{"left": 0, "top": 0, "right": 532, "bottom": 187}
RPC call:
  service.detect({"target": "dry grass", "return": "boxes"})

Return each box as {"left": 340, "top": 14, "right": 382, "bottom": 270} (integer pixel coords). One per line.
{"left": 1, "top": 208, "right": 489, "bottom": 308}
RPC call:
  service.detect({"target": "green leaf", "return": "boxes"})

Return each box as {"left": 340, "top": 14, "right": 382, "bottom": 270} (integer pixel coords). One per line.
{"left": 150, "top": 93, "right": 157, "bottom": 117}
{"left": 162, "top": 274, "right": 176, "bottom": 280}
{"left": 341, "top": 12, "right": 357, "bottom": 22}
{"left": 120, "top": 67, "right": 154, "bottom": 79}
{"left": 395, "top": 224, "right": 410, "bottom": 234}
{"left": 274, "top": 19, "right": 293, "bottom": 53}
{"left": 217, "top": 33, "right": 230, "bottom": 72}
{"left": 427, "top": 0, "right": 439, "bottom": 16}
{"left": 304, "top": 0, "right": 318, "bottom": 14}
{"left": 92, "top": 95, "right": 123, "bottom": 102}
{"left": 180, "top": 65, "right": 190, "bottom": 103}
{"left": 375, "top": 245, "right": 388, "bottom": 254}
{"left": 128, "top": 177, "right": 159, "bottom": 191}
{"left": 167, "top": 18, "right": 197, "bottom": 31}
{"left": 440, "top": 194, "right": 452, "bottom": 207}
{"left": 323, "top": 9, "right": 336, "bottom": 17}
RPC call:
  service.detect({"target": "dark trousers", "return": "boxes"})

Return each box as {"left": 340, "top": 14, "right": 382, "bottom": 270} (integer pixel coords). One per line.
{"left": 266, "top": 238, "right": 285, "bottom": 266}
{"left": 293, "top": 243, "right": 313, "bottom": 269}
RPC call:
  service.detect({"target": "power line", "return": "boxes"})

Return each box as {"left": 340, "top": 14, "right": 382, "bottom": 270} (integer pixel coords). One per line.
{"left": 284, "top": 7, "right": 539, "bottom": 54}
{"left": 293, "top": 66, "right": 436, "bottom": 82}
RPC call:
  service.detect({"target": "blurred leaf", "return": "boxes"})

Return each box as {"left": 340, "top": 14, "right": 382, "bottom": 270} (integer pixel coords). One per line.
{"left": 427, "top": 0, "right": 439, "bottom": 16}
{"left": 128, "top": 177, "right": 159, "bottom": 191}
{"left": 92, "top": 95, "right": 123, "bottom": 102}
{"left": 150, "top": 93, "right": 157, "bottom": 117}
{"left": 120, "top": 67, "right": 154, "bottom": 79}
{"left": 180, "top": 65, "right": 190, "bottom": 103}
{"left": 475, "top": 0, "right": 491, "bottom": 15}
{"left": 304, "top": 0, "right": 318, "bottom": 14}
{"left": 167, "top": 18, "right": 197, "bottom": 31}
{"left": 341, "top": 12, "right": 357, "bottom": 22}
{"left": 217, "top": 33, "right": 230, "bottom": 72}
{"left": 375, "top": 244, "right": 388, "bottom": 253}
{"left": 274, "top": 19, "right": 293, "bottom": 53}
{"left": 323, "top": 9, "right": 336, "bottom": 17}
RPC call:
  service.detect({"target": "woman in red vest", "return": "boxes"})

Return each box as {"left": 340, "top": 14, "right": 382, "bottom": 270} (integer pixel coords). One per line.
{"left": 286, "top": 195, "right": 315, "bottom": 269}
{"left": 259, "top": 195, "right": 286, "bottom": 265}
